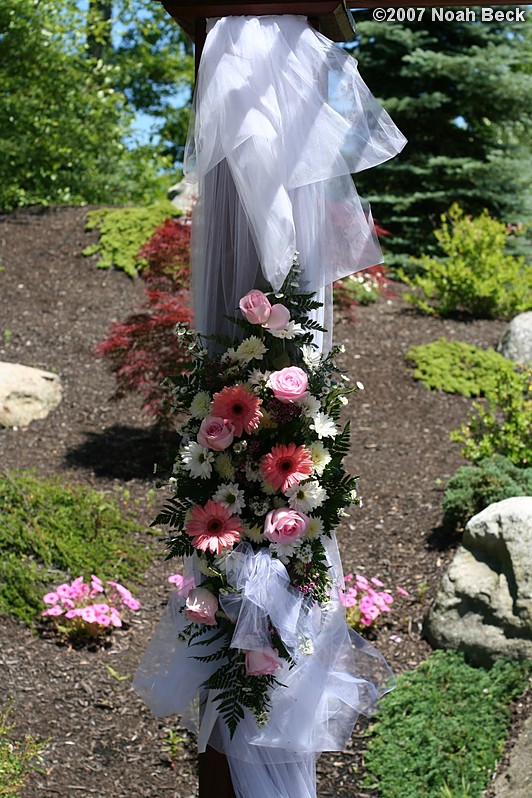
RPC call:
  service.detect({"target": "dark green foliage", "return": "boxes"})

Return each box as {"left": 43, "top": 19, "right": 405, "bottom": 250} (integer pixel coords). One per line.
{"left": 364, "top": 650, "right": 531, "bottom": 798}
{"left": 405, "top": 338, "right": 520, "bottom": 397}
{"left": 400, "top": 205, "right": 532, "bottom": 318}
{"left": 83, "top": 202, "right": 179, "bottom": 276}
{"left": 350, "top": 12, "right": 532, "bottom": 270}
{"left": 0, "top": 471, "right": 149, "bottom": 623}
{"left": 443, "top": 456, "right": 532, "bottom": 530}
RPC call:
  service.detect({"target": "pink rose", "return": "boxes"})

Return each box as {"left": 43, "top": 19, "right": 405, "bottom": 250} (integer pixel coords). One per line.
{"left": 245, "top": 646, "right": 284, "bottom": 676}
{"left": 268, "top": 367, "right": 308, "bottom": 404}
{"left": 239, "top": 289, "right": 272, "bottom": 325}
{"left": 197, "top": 415, "right": 235, "bottom": 450}
{"left": 263, "top": 303, "right": 290, "bottom": 331}
{"left": 184, "top": 587, "right": 219, "bottom": 626}
{"left": 264, "top": 508, "right": 310, "bottom": 544}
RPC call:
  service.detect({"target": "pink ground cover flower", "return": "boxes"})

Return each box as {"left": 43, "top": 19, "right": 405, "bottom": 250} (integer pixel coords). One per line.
{"left": 185, "top": 500, "right": 243, "bottom": 554}
{"left": 264, "top": 508, "right": 310, "bottom": 544}
{"left": 185, "top": 587, "right": 219, "bottom": 626}
{"left": 197, "top": 415, "right": 235, "bottom": 450}
{"left": 268, "top": 367, "right": 308, "bottom": 404}
{"left": 245, "top": 646, "right": 284, "bottom": 676}
{"left": 211, "top": 385, "right": 263, "bottom": 437}
{"left": 260, "top": 443, "right": 313, "bottom": 493}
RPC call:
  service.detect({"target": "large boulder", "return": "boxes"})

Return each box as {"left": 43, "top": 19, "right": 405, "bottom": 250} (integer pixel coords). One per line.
{"left": 425, "top": 497, "right": 532, "bottom": 666}
{"left": 0, "top": 362, "right": 62, "bottom": 428}
{"left": 498, "top": 311, "right": 532, "bottom": 365}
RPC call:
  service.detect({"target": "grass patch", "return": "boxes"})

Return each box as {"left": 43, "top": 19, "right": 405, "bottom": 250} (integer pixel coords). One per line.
{"left": 364, "top": 650, "right": 530, "bottom": 798}
{"left": 83, "top": 201, "right": 180, "bottom": 276}
{"left": 0, "top": 470, "right": 150, "bottom": 623}
{"left": 0, "top": 704, "right": 45, "bottom": 797}
{"left": 405, "top": 338, "right": 518, "bottom": 398}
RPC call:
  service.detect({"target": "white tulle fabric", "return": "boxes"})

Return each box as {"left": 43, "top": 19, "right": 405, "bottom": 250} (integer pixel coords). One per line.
{"left": 185, "top": 14, "right": 406, "bottom": 346}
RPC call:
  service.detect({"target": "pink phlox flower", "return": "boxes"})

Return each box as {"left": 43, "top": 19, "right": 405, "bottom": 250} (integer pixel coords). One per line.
{"left": 381, "top": 591, "right": 394, "bottom": 605}
{"left": 370, "top": 577, "right": 384, "bottom": 587}
{"left": 123, "top": 597, "right": 141, "bottom": 611}
{"left": 93, "top": 603, "right": 110, "bottom": 614}
{"left": 64, "top": 609, "right": 81, "bottom": 619}
{"left": 360, "top": 616, "right": 373, "bottom": 627}
{"left": 340, "top": 587, "right": 358, "bottom": 608}
{"left": 168, "top": 573, "right": 184, "bottom": 587}
{"left": 396, "top": 586, "right": 410, "bottom": 597}
{"left": 43, "top": 592, "right": 60, "bottom": 605}
{"left": 109, "top": 609, "right": 122, "bottom": 627}
{"left": 355, "top": 574, "right": 369, "bottom": 589}
{"left": 42, "top": 605, "right": 64, "bottom": 617}
{"left": 95, "top": 614, "right": 111, "bottom": 627}
{"left": 60, "top": 598, "right": 75, "bottom": 609}
{"left": 56, "top": 583, "right": 73, "bottom": 598}
{"left": 358, "top": 596, "right": 375, "bottom": 614}
{"left": 344, "top": 572, "right": 354, "bottom": 584}
{"left": 80, "top": 606, "right": 97, "bottom": 624}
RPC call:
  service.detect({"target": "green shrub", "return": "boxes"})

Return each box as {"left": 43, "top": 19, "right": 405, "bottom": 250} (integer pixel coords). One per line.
{"left": 0, "top": 704, "right": 44, "bottom": 797}
{"left": 405, "top": 338, "right": 519, "bottom": 398}
{"left": 400, "top": 204, "right": 532, "bottom": 319}
{"left": 83, "top": 201, "right": 179, "bottom": 276}
{"left": 451, "top": 367, "right": 532, "bottom": 467}
{"left": 0, "top": 471, "right": 150, "bottom": 623}
{"left": 364, "top": 650, "right": 530, "bottom": 798}
{"left": 443, "top": 455, "right": 532, "bottom": 530}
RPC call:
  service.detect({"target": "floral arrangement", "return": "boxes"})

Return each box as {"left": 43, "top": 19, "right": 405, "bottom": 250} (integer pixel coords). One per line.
{"left": 340, "top": 572, "right": 410, "bottom": 633}
{"left": 42, "top": 576, "right": 141, "bottom": 641}
{"left": 154, "top": 263, "right": 363, "bottom": 735}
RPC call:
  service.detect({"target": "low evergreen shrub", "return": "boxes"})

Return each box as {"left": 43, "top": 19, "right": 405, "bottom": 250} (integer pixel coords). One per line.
{"left": 400, "top": 204, "right": 532, "bottom": 319}
{"left": 405, "top": 339, "right": 518, "bottom": 398}
{"left": 0, "top": 704, "right": 44, "bottom": 797}
{"left": 83, "top": 201, "right": 179, "bottom": 276}
{"left": 0, "top": 471, "right": 149, "bottom": 623}
{"left": 443, "top": 455, "right": 532, "bottom": 530}
{"left": 451, "top": 366, "right": 532, "bottom": 467}
{"left": 364, "top": 650, "right": 530, "bottom": 798}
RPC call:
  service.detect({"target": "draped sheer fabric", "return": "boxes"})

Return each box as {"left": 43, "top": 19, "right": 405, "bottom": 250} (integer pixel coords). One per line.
{"left": 134, "top": 14, "right": 406, "bottom": 797}
{"left": 186, "top": 15, "right": 405, "bottom": 349}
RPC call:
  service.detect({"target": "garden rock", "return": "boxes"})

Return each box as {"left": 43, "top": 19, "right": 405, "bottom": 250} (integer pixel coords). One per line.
{"left": 168, "top": 178, "right": 196, "bottom": 214}
{"left": 425, "top": 497, "right": 532, "bottom": 666}
{"left": 492, "top": 714, "right": 532, "bottom": 798}
{"left": 498, "top": 311, "right": 532, "bottom": 365}
{"left": 0, "top": 361, "right": 62, "bottom": 428}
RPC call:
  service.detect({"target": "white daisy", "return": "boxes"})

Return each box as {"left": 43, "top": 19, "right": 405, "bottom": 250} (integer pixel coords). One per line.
{"left": 189, "top": 391, "right": 211, "bottom": 419}
{"left": 310, "top": 411, "right": 338, "bottom": 439}
{"left": 213, "top": 483, "right": 246, "bottom": 515}
{"left": 221, "top": 348, "right": 237, "bottom": 363}
{"left": 297, "top": 542, "right": 314, "bottom": 565}
{"left": 300, "top": 394, "right": 321, "bottom": 418}
{"left": 309, "top": 441, "right": 332, "bottom": 475}
{"left": 270, "top": 538, "right": 303, "bottom": 564}
{"left": 234, "top": 336, "right": 267, "bottom": 364}
{"left": 268, "top": 321, "right": 305, "bottom": 339}
{"left": 215, "top": 453, "right": 235, "bottom": 481}
{"left": 304, "top": 517, "right": 324, "bottom": 539}
{"left": 301, "top": 344, "right": 322, "bottom": 369}
{"left": 247, "top": 368, "right": 272, "bottom": 387}
{"left": 181, "top": 441, "right": 214, "bottom": 479}
{"left": 244, "top": 462, "right": 261, "bottom": 482}
{"left": 286, "top": 480, "right": 328, "bottom": 512}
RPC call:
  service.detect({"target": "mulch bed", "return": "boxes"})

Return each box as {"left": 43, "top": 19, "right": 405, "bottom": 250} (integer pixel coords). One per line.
{"left": 0, "top": 205, "right": 528, "bottom": 797}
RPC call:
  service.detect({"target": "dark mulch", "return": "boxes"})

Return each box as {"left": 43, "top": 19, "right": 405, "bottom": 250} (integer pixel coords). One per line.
{"left": 0, "top": 205, "right": 527, "bottom": 797}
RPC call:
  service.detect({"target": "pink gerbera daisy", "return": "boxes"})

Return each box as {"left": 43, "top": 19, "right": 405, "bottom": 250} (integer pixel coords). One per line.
{"left": 260, "top": 443, "right": 314, "bottom": 493}
{"left": 211, "top": 385, "right": 263, "bottom": 437}
{"left": 185, "top": 500, "right": 243, "bottom": 554}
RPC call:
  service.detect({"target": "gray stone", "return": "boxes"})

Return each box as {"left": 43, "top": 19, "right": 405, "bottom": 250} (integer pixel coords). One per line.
{"left": 168, "top": 178, "right": 197, "bottom": 214}
{"left": 425, "top": 497, "right": 532, "bottom": 666}
{"left": 492, "top": 714, "right": 532, "bottom": 798}
{"left": 498, "top": 311, "right": 532, "bottom": 365}
{"left": 0, "top": 361, "right": 62, "bottom": 428}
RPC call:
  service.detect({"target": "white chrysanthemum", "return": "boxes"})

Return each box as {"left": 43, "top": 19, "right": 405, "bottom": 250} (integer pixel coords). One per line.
{"left": 301, "top": 344, "right": 322, "bottom": 369}
{"left": 189, "top": 391, "right": 211, "bottom": 419}
{"left": 221, "top": 348, "right": 237, "bottom": 363}
{"left": 247, "top": 368, "right": 272, "bottom": 387}
{"left": 300, "top": 637, "right": 314, "bottom": 655}
{"left": 235, "top": 336, "right": 267, "bottom": 364}
{"left": 309, "top": 441, "right": 332, "bottom": 476}
{"left": 244, "top": 462, "right": 261, "bottom": 483}
{"left": 181, "top": 442, "right": 214, "bottom": 479}
{"left": 304, "top": 517, "right": 324, "bottom": 539}
{"left": 215, "top": 453, "right": 235, "bottom": 480}
{"left": 310, "top": 411, "right": 338, "bottom": 439}
{"left": 286, "top": 479, "right": 328, "bottom": 512}
{"left": 213, "top": 483, "right": 246, "bottom": 515}
{"left": 268, "top": 321, "right": 305, "bottom": 339}
{"left": 300, "top": 394, "right": 321, "bottom": 418}
{"left": 270, "top": 538, "right": 303, "bottom": 564}
{"left": 243, "top": 523, "right": 264, "bottom": 543}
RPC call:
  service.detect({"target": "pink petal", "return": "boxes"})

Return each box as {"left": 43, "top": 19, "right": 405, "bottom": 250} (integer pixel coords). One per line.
{"left": 263, "top": 303, "right": 290, "bottom": 330}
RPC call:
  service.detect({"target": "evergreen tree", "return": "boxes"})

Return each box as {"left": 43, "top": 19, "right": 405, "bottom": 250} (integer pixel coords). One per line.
{"left": 349, "top": 11, "right": 532, "bottom": 270}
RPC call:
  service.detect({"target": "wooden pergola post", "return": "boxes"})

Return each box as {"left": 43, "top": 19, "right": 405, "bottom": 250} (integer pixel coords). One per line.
{"left": 156, "top": 1, "right": 525, "bottom": 795}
